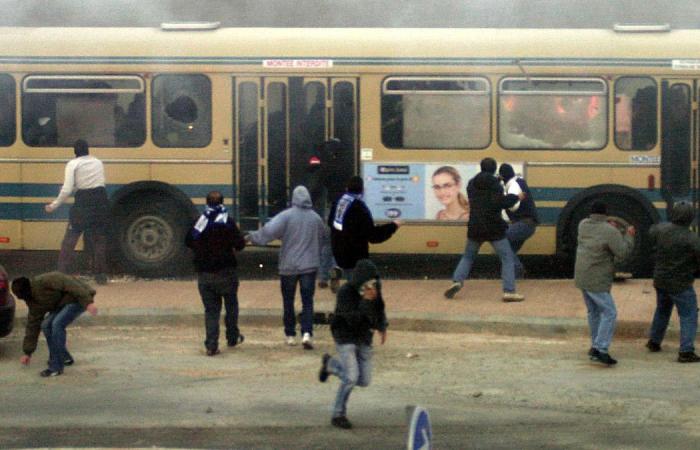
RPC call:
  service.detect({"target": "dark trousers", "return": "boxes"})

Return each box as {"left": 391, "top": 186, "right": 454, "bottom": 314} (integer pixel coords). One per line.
{"left": 58, "top": 187, "right": 109, "bottom": 276}
{"left": 57, "top": 225, "right": 107, "bottom": 275}
{"left": 197, "top": 268, "right": 240, "bottom": 351}
{"left": 280, "top": 272, "right": 316, "bottom": 337}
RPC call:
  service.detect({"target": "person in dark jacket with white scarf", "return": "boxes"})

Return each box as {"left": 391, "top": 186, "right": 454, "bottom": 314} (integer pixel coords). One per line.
{"left": 186, "top": 191, "right": 246, "bottom": 356}
{"left": 318, "top": 259, "right": 387, "bottom": 430}
{"left": 328, "top": 176, "right": 400, "bottom": 281}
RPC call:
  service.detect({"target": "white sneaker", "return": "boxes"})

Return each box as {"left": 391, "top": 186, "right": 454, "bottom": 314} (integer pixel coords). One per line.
{"left": 286, "top": 336, "right": 297, "bottom": 346}
{"left": 302, "top": 332, "right": 313, "bottom": 350}
{"left": 502, "top": 292, "right": 525, "bottom": 302}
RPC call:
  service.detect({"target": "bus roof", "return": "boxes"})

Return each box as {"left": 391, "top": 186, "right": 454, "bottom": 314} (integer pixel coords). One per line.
{"left": 0, "top": 27, "right": 699, "bottom": 62}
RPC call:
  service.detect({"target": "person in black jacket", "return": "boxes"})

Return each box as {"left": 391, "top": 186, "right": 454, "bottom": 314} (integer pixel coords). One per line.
{"left": 328, "top": 176, "right": 400, "bottom": 281}
{"left": 444, "top": 158, "right": 525, "bottom": 302}
{"left": 185, "top": 191, "right": 246, "bottom": 356}
{"left": 646, "top": 201, "right": 700, "bottom": 363}
{"left": 318, "top": 259, "right": 387, "bottom": 430}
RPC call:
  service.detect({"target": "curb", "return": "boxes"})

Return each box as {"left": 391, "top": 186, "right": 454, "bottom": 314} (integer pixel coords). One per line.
{"left": 13, "top": 309, "right": 674, "bottom": 340}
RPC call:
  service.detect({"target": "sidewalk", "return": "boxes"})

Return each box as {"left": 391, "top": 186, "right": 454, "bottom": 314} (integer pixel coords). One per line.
{"left": 12, "top": 277, "right": 669, "bottom": 339}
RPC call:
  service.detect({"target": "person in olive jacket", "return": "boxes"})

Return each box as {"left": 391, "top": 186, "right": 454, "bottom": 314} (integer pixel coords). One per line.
{"left": 318, "top": 259, "right": 387, "bottom": 430}
{"left": 574, "top": 201, "right": 634, "bottom": 366}
{"left": 11, "top": 271, "right": 98, "bottom": 377}
{"left": 646, "top": 201, "right": 700, "bottom": 363}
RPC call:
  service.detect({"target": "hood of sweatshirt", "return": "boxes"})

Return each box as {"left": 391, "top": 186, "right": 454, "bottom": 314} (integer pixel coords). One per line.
{"left": 291, "top": 185, "right": 313, "bottom": 209}
{"left": 348, "top": 259, "right": 380, "bottom": 289}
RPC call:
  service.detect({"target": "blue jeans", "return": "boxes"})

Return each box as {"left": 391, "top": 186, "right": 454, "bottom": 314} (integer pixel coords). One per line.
{"left": 42, "top": 302, "right": 85, "bottom": 372}
{"left": 280, "top": 272, "right": 316, "bottom": 336}
{"left": 328, "top": 343, "right": 372, "bottom": 418}
{"left": 198, "top": 268, "right": 240, "bottom": 351}
{"left": 506, "top": 220, "right": 536, "bottom": 274}
{"left": 649, "top": 287, "right": 698, "bottom": 353}
{"left": 451, "top": 238, "right": 516, "bottom": 293}
{"left": 582, "top": 290, "right": 617, "bottom": 353}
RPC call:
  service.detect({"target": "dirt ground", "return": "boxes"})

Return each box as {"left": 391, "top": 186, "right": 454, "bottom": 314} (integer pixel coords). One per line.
{"left": 2, "top": 324, "right": 700, "bottom": 449}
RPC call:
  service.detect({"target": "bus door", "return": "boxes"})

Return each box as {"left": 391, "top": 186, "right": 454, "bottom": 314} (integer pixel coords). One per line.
{"left": 234, "top": 76, "right": 357, "bottom": 230}
{"left": 660, "top": 80, "right": 697, "bottom": 214}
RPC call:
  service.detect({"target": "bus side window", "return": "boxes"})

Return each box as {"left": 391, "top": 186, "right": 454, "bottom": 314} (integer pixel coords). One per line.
{"left": 22, "top": 75, "right": 144, "bottom": 148}
{"left": 615, "top": 77, "right": 657, "bottom": 151}
{"left": 152, "top": 74, "right": 212, "bottom": 148}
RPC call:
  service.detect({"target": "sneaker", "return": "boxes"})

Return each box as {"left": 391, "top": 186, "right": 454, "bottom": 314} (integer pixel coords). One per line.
{"left": 444, "top": 282, "right": 462, "bottom": 299}
{"left": 646, "top": 340, "right": 661, "bottom": 353}
{"left": 318, "top": 280, "right": 329, "bottom": 289}
{"left": 587, "top": 347, "right": 595, "bottom": 357}
{"left": 590, "top": 349, "right": 617, "bottom": 366}
{"left": 40, "top": 368, "right": 63, "bottom": 377}
{"left": 331, "top": 416, "right": 353, "bottom": 429}
{"left": 319, "top": 353, "right": 331, "bottom": 382}
{"left": 228, "top": 335, "right": 245, "bottom": 347}
{"left": 286, "top": 336, "right": 297, "bottom": 346}
{"left": 678, "top": 351, "right": 700, "bottom": 363}
{"left": 329, "top": 267, "right": 342, "bottom": 294}
{"left": 302, "top": 332, "right": 314, "bottom": 350}
{"left": 47, "top": 356, "right": 74, "bottom": 366}
{"left": 206, "top": 348, "right": 220, "bottom": 356}
{"left": 502, "top": 292, "right": 525, "bottom": 302}
{"left": 95, "top": 274, "right": 108, "bottom": 285}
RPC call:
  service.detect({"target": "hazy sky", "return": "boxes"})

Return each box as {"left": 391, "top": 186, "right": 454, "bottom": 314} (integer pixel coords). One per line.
{"left": 2, "top": 0, "right": 698, "bottom": 28}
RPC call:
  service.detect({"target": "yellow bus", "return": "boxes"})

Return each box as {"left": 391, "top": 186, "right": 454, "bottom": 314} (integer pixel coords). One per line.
{"left": 0, "top": 24, "right": 695, "bottom": 276}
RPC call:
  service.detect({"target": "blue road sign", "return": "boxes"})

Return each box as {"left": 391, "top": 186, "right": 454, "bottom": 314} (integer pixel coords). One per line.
{"left": 407, "top": 405, "right": 432, "bottom": 450}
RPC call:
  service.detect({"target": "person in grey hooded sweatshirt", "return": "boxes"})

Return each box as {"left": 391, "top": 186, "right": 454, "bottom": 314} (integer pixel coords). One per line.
{"left": 247, "top": 185, "right": 326, "bottom": 349}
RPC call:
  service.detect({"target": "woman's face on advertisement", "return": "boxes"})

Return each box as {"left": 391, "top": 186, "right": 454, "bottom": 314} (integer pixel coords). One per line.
{"left": 432, "top": 172, "right": 460, "bottom": 206}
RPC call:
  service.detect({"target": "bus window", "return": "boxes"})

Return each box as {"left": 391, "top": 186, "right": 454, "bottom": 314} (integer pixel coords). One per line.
{"left": 237, "top": 82, "right": 259, "bottom": 225}
{"left": 614, "top": 77, "right": 657, "bottom": 150}
{"left": 152, "top": 74, "right": 211, "bottom": 148}
{"left": 267, "top": 82, "right": 287, "bottom": 217}
{"left": 0, "top": 75, "right": 15, "bottom": 146}
{"left": 498, "top": 77, "right": 607, "bottom": 150}
{"left": 22, "top": 75, "right": 144, "bottom": 147}
{"left": 381, "top": 77, "right": 490, "bottom": 149}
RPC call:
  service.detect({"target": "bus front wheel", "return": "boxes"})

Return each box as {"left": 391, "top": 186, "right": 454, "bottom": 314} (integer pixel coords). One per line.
{"left": 115, "top": 199, "right": 191, "bottom": 277}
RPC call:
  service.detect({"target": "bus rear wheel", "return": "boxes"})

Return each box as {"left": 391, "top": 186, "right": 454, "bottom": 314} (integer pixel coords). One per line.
{"left": 565, "top": 196, "right": 654, "bottom": 278}
{"left": 115, "top": 199, "right": 190, "bottom": 277}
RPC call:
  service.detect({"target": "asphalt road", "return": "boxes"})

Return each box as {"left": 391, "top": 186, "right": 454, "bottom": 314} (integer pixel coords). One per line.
{"left": 0, "top": 249, "right": 571, "bottom": 280}
{"left": 2, "top": 325, "right": 699, "bottom": 449}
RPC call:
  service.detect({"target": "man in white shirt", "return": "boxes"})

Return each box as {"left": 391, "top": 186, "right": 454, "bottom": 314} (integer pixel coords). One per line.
{"left": 45, "top": 140, "right": 110, "bottom": 284}
{"left": 499, "top": 163, "right": 539, "bottom": 277}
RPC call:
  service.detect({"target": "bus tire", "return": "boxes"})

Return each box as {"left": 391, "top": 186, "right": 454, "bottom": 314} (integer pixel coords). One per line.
{"left": 115, "top": 198, "right": 191, "bottom": 277}
{"left": 564, "top": 196, "right": 654, "bottom": 278}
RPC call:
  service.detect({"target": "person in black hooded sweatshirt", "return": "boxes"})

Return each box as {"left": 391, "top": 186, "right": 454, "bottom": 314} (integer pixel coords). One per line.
{"left": 318, "top": 259, "right": 387, "bottom": 430}
{"left": 444, "top": 158, "right": 525, "bottom": 302}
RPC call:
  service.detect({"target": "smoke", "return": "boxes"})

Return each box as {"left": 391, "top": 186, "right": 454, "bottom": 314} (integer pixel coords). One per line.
{"left": 0, "top": 0, "right": 698, "bottom": 28}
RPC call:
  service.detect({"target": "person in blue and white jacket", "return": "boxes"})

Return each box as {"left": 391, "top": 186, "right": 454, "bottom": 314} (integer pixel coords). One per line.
{"left": 186, "top": 191, "right": 246, "bottom": 356}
